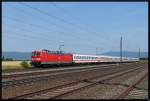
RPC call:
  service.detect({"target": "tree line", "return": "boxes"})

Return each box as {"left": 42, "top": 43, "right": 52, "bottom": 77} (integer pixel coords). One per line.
{"left": 2, "top": 56, "right": 14, "bottom": 61}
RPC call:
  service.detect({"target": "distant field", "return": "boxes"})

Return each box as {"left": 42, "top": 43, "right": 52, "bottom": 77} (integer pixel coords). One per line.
{"left": 140, "top": 60, "right": 148, "bottom": 63}
{"left": 2, "top": 61, "right": 31, "bottom": 70}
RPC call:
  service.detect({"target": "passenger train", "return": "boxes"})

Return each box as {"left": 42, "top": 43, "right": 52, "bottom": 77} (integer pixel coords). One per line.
{"left": 30, "top": 49, "right": 139, "bottom": 67}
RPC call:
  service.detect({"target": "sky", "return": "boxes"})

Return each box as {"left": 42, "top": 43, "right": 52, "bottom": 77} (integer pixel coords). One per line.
{"left": 2, "top": 2, "right": 148, "bottom": 54}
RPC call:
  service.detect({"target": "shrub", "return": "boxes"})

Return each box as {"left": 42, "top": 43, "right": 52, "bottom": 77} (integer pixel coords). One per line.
{"left": 20, "top": 61, "right": 29, "bottom": 68}
{"left": 5, "top": 58, "right": 14, "bottom": 61}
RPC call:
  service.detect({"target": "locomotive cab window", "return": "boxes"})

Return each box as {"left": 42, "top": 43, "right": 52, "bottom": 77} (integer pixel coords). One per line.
{"left": 32, "top": 52, "right": 40, "bottom": 56}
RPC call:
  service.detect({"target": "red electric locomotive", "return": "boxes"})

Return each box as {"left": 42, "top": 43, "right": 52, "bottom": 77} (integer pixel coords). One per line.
{"left": 31, "top": 49, "right": 73, "bottom": 67}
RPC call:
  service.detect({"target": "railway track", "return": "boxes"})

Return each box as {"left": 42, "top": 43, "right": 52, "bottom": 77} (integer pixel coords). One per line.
{"left": 3, "top": 63, "right": 139, "bottom": 87}
{"left": 7, "top": 64, "right": 143, "bottom": 99}
{"left": 2, "top": 64, "right": 119, "bottom": 80}
{"left": 2, "top": 62, "right": 139, "bottom": 80}
{"left": 116, "top": 72, "right": 148, "bottom": 99}
{"left": 2, "top": 64, "right": 121, "bottom": 87}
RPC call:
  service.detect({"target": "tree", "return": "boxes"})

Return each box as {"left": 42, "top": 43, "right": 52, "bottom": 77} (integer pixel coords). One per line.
{"left": 5, "top": 58, "right": 13, "bottom": 61}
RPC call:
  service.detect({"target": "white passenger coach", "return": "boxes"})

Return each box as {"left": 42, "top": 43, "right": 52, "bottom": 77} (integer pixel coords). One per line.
{"left": 73, "top": 54, "right": 139, "bottom": 63}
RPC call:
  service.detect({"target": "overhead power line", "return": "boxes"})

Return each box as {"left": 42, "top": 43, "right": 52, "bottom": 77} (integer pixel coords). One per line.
{"left": 51, "top": 3, "right": 110, "bottom": 41}
{"left": 20, "top": 3, "right": 109, "bottom": 43}
{"left": 4, "top": 4, "right": 101, "bottom": 48}
{"left": 3, "top": 34, "right": 55, "bottom": 50}
{"left": 3, "top": 16, "right": 101, "bottom": 49}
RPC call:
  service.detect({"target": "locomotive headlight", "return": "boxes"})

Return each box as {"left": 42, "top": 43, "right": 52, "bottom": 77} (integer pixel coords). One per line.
{"left": 36, "top": 58, "right": 40, "bottom": 60}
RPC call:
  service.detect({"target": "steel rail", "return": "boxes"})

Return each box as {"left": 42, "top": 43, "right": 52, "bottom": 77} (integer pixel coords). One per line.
{"left": 2, "top": 64, "right": 121, "bottom": 87}
{"left": 3, "top": 64, "right": 119, "bottom": 79}
{"left": 7, "top": 66, "right": 141, "bottom": 99}
{"left": 3, "top": 62, "right": 139, "bottom": 87}
{"left": 51, "top": 66, "right": 143, "bottom": 99}
{"left": 3, "top": 62, "right": 139, "bottom": 79}
{"left": 116, "top": 72, "right": 148, "bottom": 99}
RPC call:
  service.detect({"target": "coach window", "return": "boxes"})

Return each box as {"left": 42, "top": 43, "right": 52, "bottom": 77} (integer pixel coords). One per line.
{"left": 84, "top": 56, "right": 85, "bottom": 59}
{"left": 76, "top": 56, "right": 78, "bottom": 59}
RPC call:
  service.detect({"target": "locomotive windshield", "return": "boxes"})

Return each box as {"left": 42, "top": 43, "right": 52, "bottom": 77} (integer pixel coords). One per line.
{"left": 32, "top": 52, "right": 40, "bottom": 56}
{"left": 42, "top": 49, "right": 64, "bottom": 54}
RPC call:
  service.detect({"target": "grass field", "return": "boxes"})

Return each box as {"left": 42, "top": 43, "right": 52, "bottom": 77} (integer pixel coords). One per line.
{"left": 2, "top": 61, "right": 32, "bottom": 70}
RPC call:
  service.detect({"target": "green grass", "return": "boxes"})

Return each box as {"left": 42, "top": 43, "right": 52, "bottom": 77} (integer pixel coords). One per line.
{"left": 2, "top": 61, "right": 32, "bottom": 70}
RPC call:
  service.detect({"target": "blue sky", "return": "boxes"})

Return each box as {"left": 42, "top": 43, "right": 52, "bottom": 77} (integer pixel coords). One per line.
{"left": 2, "top": 2, "right": 148, "bottom": 54}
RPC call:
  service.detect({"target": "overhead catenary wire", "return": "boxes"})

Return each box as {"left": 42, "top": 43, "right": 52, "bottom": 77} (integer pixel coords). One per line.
{"left": 3, "top": 28, "right": 99, "bottom": 51}
{"left": 9, "top": 5, "right": 83, "bottom": 40}
{"left": 19, "top": 3, "right": 109, "bottom": 45}
{"left": 51, "top": 2, "right": 111, "bottom": 41}
{"left": 3, "top": 3, "right": 120, "bottom": 53}
{"left": 20, "top": 3, "right": 90, "bottom": 33}
{"left": 3, "top": 15, "right": 101, "bottom": 49}
{"left": 3, "top": 15, "right": 105, "bottom": 49}
{"left": 3, "top": 30, "right": 57, "bottom": 45}
{"left": 3, "top": 34, "right": 55, "bottom": 51}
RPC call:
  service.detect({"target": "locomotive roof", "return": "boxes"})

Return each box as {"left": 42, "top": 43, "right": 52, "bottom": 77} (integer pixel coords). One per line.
{"left": 32, "top": 49, "right": 71, "bottom": 54}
